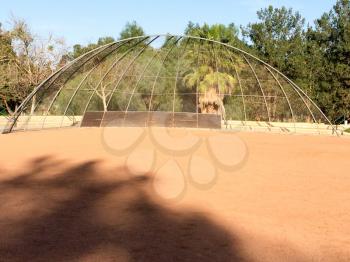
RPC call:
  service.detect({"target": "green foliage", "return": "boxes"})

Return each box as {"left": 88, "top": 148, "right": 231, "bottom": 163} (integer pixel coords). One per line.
{"left": 1, "top": 19, "right": 58, "bottom": 115}
{"left": 0, "top": 23, "right": 15, "bottom": 60}
{"left": 241, "top": 1, "right": 350, "bottom": 122}
{"left": 185, "top": 22, "right": 247, "bottom": 50}
{"left": 0, "top": 23, "right": 16, "bottom": 109}
{"left": 68, "top": 21, "right": 145, "bottom": 60}
{"left": 181, "top": 23, "right": 246, "bottom": 116}
{"left": 119, "top": 21, "right": 145, "bottom": 40}
{"left": 1, "top": 2, "right": 350, "bottom": 123}
{"left": 69, "top": 36, "right": 115, "bottom": 59}
{"left": 242, "top": 6, "right": 305, "bottom": 80}
{"left": 184, "top": 65, "right": 236, "bottom": 94}
{"left": 305, "top": 0, "right": 350, "bottom": 120}
{"left": 183, "top": 62, "right": 238, "bottom": 115}
{"left": 186, "top": 22, "right": 238, "bottom": 42}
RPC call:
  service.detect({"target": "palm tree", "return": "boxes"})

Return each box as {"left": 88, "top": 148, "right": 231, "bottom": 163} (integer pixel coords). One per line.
{"left": 183, "top": 65, "right": 237, "bottom": 117}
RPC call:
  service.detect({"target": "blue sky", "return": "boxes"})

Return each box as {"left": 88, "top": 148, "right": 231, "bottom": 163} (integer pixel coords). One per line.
{"left": 0, "top": 0, "right": 336, "bottom": 47}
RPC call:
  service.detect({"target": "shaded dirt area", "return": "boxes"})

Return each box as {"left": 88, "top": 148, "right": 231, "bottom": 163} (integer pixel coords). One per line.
{"left": 0, "top": 128, "right": 350, "bottom": 261}
{"left": 0, "top": 157, "right": 243, "bottom": 261}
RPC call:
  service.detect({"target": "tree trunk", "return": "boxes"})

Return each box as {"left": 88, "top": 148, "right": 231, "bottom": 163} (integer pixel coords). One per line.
{"left": 30, "top": 94, "right": 36, "bottom": 115}
{"left": 102, "top": 95, "right": 107, "bottom": 112}
{"left": 1, "top": 96, "right": 14, "bottom": 116}
{"left": 219, "top": 99, "right": 226, "bottom": 120}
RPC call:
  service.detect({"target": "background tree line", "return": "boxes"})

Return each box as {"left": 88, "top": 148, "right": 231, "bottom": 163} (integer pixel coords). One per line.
{"left": 0, "top": 0, "right": 349, "bottom": 122}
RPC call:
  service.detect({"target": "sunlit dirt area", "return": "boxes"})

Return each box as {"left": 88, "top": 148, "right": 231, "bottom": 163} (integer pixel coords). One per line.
{"left": 0, "top": 128, "right": 349, "bottom": 261}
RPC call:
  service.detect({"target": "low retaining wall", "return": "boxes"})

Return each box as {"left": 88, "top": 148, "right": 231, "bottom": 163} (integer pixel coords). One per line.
{"left": 81, "top": 111, "right": 222, "bottom": 129}
{"left": 0, "top": 116, "right": 82, "bottom": 132}
{"left": 1, "top": 115, "right": 348, "bottom": 136}
{"left": 223, "top": 120, "right": 347, "bottom": 135}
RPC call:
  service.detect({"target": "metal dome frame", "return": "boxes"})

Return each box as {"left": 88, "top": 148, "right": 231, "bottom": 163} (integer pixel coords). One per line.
{"left": 2, "top": 35, "right": 337, "bottom": 135}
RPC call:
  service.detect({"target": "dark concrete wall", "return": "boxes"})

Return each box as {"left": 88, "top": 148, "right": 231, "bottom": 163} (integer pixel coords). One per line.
{"left": 81, "top": 111, "right": 221, "bottom": 129}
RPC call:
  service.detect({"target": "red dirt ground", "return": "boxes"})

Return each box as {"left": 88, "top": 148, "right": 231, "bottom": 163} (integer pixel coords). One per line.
{"left": 0, "top": 128, "right": 349, "bottom": 262}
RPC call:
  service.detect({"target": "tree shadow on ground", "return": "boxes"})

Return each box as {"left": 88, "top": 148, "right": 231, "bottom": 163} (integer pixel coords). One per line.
{"left": 0, "top": 156, "right": 247, "bottom": 262}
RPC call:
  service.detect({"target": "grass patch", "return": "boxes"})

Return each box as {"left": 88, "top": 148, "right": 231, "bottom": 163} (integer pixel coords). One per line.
{"left": 344, "top": 128, "right": 350, "bottom": 133}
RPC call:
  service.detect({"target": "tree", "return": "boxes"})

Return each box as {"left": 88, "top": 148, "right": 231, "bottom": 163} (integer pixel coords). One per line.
{"left": 185, "top": 22, "right": 244, "bottom": 48}
{"left": 61, "top": 22, "right": 147, "bottom": 113}
{"left": 119, "top": 21, "right": 145, "bottom": 40}
{"left": 0, "top": 17, "right": 67, "bottom": 115}
{"left": 69, "top": 36, "right": 115, "bottom": 59}
{"left": 68, "top": 21, "right": 145, "bottom": 60}
{"left": 183, "top": 65, "right": 236, "bottom": 115}
{"left": 0, "top": 22, "right": 16, "bottom": 114}
{"left": 183, "top": 23, "right": 242, "bottom": 118}
{"left": 85, "top": 58, "right": 121, "bottom": 112}
{"left": 307, "top": 0, "right": 350, "bottom": 120}
{"left": 241, "top": 6, "right": 306, "bottom": 81}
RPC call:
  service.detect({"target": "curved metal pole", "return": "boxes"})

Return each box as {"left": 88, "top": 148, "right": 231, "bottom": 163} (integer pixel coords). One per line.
{"left": 211, "top": 42, "right": 222, "bottom": 119}
{"left": 124, "top": 50, "right": 162, "bottom": 115}
{"left": 243, "top": 55, "right": 271, "bottom": 123}
{"left": 27, "top": 37, "right": 148, "bottom": 131}
{"left": 5, "top": 34, "right": 336, "bottom": 134}
{"left": 172, "top": 38, "right": 191, "bottom": 120}
{"left": 58, "top": 69, "right": 98, "bottom": 128}
{"left": 264, "top": 66, "right": 296, "bottom": 133}
{"left": 58, "top": 46, "right": 124, "bottom": 128}
{"left": 285, "top": 79, "right": 320, "bottom": 134}
{"left": 25, "top": 42, "right": 122, "bottom": 130}
{"left": 234, "top": 66, "right": 247, "bottom": 124}
{"left": 148, "top": 36, "right": 181, "bottom": 113}
{"left": 4, "top": 43, "right": 115, "bottom": 133}
{"left": 41, "top": 41, "right": 133, "bottom": 129}
{"left": 43, "top": 39, "right": 140, "bottom": 129}
{"left": 221, "top": 47, "right": 247, "bottom": 124}
{"left": 288, "top": 79, "right": 336, "bottom": 134}
{"left": 105, "top": 36, "right": 159, "bottom": 110}
{"left": 221, "top": 47, "right": 247, "bottom": 125}
{"left": 52, "top": 35, "right": 342, "bottom": 129}
{"left": 21, "top": 43, "right": 114, "bottom": 112}
{"left": 59, "top": 40, "right": 139, "bottom": 123}
{"left": 166, "top": 34, "right": 335, "bottom": 132}
{"left": 81, "top": 37, "right": 149, "bottom": 117}
{"left": 40, "top": 41, "right": 131, "bottom": 129}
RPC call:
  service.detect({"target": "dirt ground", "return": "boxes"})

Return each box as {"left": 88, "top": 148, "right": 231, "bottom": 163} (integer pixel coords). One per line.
{"left": 0, "top": 127, "right": 349, "bottom": 262}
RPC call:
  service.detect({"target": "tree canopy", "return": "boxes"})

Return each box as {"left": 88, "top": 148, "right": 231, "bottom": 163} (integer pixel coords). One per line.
{"left": 119, "top": 21, "right": 145, "bottom": 40}
{"left": 1, "top": 1, "right": 349, "bottom": 123}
